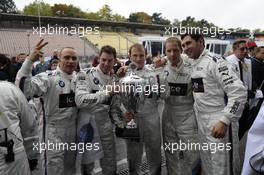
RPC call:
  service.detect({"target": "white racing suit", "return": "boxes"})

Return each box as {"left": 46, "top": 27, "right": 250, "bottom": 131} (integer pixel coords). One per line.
{"left": 160, "top": 56, "right": 200, "bottom": 175}
{"left": 191, "top": 49, "right": 247, "bottom": 175}
{"left": 119, "top": 66, "right": 162, "bottom": 175}
{"left": 75, "top": 66, "right": 117, "bottom": 175}
{"left": 241, "top": 102, "right": 264, "bottom": 175}
{"left": 0, "top": 81, "right": 38, "bottom": 175}
{"left": 16, "top": 59, "right": 77, "bottom": 175}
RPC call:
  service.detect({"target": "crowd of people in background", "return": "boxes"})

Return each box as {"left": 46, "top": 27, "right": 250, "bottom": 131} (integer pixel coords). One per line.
{"left": 0, "top": 34, "right": 264, "bottom": 175}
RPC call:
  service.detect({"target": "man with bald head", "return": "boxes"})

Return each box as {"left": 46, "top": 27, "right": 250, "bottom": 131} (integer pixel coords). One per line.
{"left": 16, "top": 39, "right": 78, "bottom": 175}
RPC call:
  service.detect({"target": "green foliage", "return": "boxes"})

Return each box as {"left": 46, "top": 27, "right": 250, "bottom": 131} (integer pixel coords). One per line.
{"left": 152, "top": 12, "right": 170, "bottom": 25}
{"left": 23, "top": 0, "right": 52, "bottom": 16}
{"left": 84, "top": 12, "right": 101, "bottom": 20}
{"left": 98, "top": 4, "right": 112, "bottom": 20}
{"left": 112, "top": 13, "right": 127, "bottom": 22}
{"left": 19, "top": 2, "right": 254, "bottom": 32}
{"left": 180, "top": 16, "right": 217, "bottom": 28}
{"left": 128, "top": 12, "right": 152, "bottom": 23}
{"left": 51, "top": 3, "right": 85, "bottom": 18}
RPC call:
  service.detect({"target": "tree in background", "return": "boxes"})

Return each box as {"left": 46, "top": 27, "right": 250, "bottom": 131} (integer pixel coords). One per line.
{"left": 152, "top": 12, "right": 170, "bottom": 25}
{"left": 51, "top": 4, "right": 68, "bottom": 17}
{"left": 112, "top": 13, "right": 127, "bottom": 22}
{"left": 51, "top": 4, "right": 85, "bottom": 18}
{"left": 67, "top": 4, "right": 85, "bottom": 18}
{"left": 17, "top": 2, "right": 259, "bottom": 33}
{"left": 181, "top": 16, "right": 196, "bottom": 27}
{"left": 84, "top": 11, "right": 101, "bottom": 20}
{"left": 180, "top": 16, "right": 217, "bottom": 28}
{"left": 172, "top": 18, "right": 181, "bottom": 27}
{"left": 0, "top": 0, "right": 17, "bottom": 13}
{"left": 85, "top": 4, "right": 126, "bottom": 22}
{"left": 98, "top": 4, "right": 112, "bottom": 20}
{"left": 23, "top": 0, "right": 52, "bottom": 16}
{"left": 128, "top": 12, "right": 152, "bottom": 23}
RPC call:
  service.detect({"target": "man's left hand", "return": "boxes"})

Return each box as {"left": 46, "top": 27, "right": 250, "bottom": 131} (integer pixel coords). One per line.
{"left": 211, "top": 121, "right": 228, "bottom": 139}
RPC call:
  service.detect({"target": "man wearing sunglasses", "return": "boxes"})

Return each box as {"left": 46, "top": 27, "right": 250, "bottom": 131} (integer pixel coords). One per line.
{"left": 226, "top": 40, "right": 263, "bottom": 140}
{"left": 226, "top": 40, "right": 251, "bottom": 89}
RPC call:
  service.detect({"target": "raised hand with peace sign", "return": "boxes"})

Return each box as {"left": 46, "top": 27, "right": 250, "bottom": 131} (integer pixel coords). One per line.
{"left": 29, "top": 39, "right": 48, "bottom": 62}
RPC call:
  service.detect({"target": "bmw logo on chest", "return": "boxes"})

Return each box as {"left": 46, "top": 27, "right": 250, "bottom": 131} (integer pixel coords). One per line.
{"left": 165, "top": 70, "right": 169, "bottom": 76}
{"left": 93, "top": 77, "right": 100, "bottom": 85}
{"left": 58, "top": 80, "right": 65, "bottom": 88}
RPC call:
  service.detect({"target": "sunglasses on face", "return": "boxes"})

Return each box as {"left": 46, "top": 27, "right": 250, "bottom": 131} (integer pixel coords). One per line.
{"left": 239, "top": 47, "right": 248, "bottom": 52}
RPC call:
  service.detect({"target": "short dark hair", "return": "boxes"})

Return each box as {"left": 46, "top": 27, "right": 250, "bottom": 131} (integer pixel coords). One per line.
{"left": 0, "top": 54, "right": 10, "bottom": 67}
{"left": 232, "top": 39, "right": 247, "bottom": 50}
{"left": 0, "top": 54, "right": 16, "bottom": 82}
{"left": 99, "top": 45, "right": 117, "bottom": 59}
{"left": 180, "top": 33, "right": 204, "bottom": 46}
{"left": 129, "top": 43, "right": 145, "bottom": 56}
{"left": 180, "top": 33, "right": 204, "bottom": 42}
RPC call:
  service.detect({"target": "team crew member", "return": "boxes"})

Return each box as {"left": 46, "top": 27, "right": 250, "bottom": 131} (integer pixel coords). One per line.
{"left": 121, "top": 43, "right": 162, "bottom": 175}
{"left": 160, "top": 37, "right": 200, "bottom": 174}
{"left": 181, "top": 34, "right": 247, "bottom": 175}
{"left": 75, "top": 45, "right": 119, "bottom": 175}
{"left": 0, "top": 81, "right": 38, "bottom": 175}
{"left": 16, "top": 39, "right": 78, "bottom": 175}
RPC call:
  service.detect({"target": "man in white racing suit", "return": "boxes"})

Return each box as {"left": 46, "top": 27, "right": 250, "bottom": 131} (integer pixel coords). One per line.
{"left": 181, "top": 34, "right": 247, "bottom": 175}
{"left": 241, "top": 102, "right": 264, "bottom": 175}
{"left": 75, "top": 45, "right": 119, "bottom": 175}
{"left": 15, "top": 39, "right": 78, "bottom": 175}
{"left": 120, "top": 43, "right": 162, "bottom": 175}
{"left": 160, "top": 37, "right": 200, "bottom": 175}
{"left": 0, "top": 80, "right": 38, "bottom": 175}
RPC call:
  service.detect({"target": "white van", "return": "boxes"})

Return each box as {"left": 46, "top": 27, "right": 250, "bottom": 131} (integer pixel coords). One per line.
{"left": 139, "top": 36, "right": 231, "bottom": 58}
{"left": 138, "top": 36, "right": 168, "bottom": 57}
{"left": 205, "top": 38, "right": 231, "bottom": 57}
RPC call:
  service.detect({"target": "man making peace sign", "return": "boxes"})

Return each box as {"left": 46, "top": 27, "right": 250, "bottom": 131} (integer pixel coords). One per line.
{"left": 16, "top": 39, "right": 78, "bottom": 175}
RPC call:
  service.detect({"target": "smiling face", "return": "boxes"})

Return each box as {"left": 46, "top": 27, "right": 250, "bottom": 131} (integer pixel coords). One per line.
{"left": 129, "top": 46, "right": 146, "bottom": 69}
{"left": 165, "top": 40, "right": 182, "bottom": 67}
{"left": 59, "top": 48, "right": 78, "bottom": 74}
{"left": 182, "top": 35, "right": 204, "bottom": 59}
{"left": 99, "top": 52, "right": 116, "bottom": 74}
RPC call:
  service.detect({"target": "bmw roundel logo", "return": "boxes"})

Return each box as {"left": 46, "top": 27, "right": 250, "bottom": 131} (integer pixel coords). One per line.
{"left": 93, "top": 77, "right": 100, "bottom": 85}
{"left": 58, "top": 80, "right": 65, "bottom": 88}
{"left": 165, "top": 70, "right": 169, "bottom": 76}
{"left": 175, "top": 87, "right": 181, "bottom": 92}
